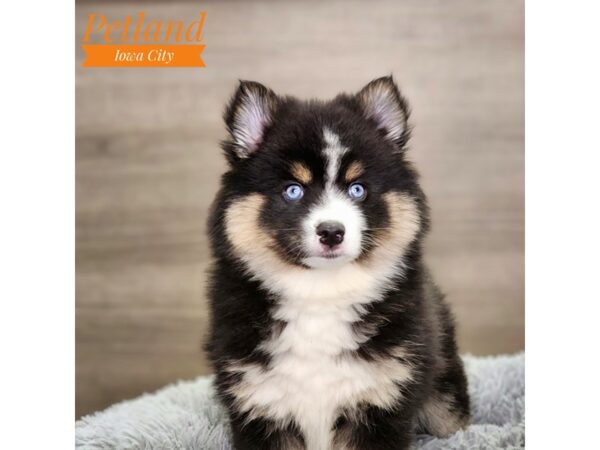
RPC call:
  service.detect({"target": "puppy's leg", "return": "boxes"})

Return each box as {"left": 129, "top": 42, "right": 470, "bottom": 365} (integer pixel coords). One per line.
{"left": 416, "top": 345, "right": 470, "bottom": 437}
{"left": 415, "top": 279, "right": 470, "bottom": 438}
{"left": 230, "top": 415, "right": 304, "bottom": 450}
{"left": 333, "top": 406, "right": 416, "bottom": 450}
{"left": 416, "top": 357, "right": 470, "bottom": 437}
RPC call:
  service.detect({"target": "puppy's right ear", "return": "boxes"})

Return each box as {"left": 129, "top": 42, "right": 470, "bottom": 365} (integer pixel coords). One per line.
{"left": 223, "top": 80, "right": 279, "bottom": 161}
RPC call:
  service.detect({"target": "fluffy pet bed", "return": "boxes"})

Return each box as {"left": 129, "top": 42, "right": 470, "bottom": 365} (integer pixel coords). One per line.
{"left": 76, "top": 353, "right": 524, "bottom": 449}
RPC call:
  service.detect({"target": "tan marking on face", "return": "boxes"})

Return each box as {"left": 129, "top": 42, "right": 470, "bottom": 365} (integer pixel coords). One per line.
{"left": 344, "top": 161, "right": 364, "bottom": 182}
{"left": 225, "top": 194, "right": 269, "bottom": 254}
{"left": 290, "top": 162, "right": 312, "bottom": 184}
{"left": 359, "top": 192, "right": 421, "bottom": 267}
{"left": 224, "top": 194, "right": 297, "bottom": 274}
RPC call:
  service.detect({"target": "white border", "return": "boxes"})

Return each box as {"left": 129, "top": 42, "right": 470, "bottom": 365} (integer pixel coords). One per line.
{"left": 0, "top": 0, "right": 74, "bottom": 447}
{"left": 527, "top": 0, "right": 600, "bottom": 448}
{"left": 2, "top": 0, "right": 600, "bottom": 448}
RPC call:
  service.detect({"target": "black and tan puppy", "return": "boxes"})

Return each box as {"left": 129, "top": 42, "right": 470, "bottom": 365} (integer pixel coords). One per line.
{"left": 206, "top": 77, "right": 470, "bottom": 450}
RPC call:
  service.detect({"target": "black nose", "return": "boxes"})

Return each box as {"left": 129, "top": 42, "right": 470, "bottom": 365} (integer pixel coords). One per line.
{"left": 316, "top": 221, "right": 345, "bottom": 247}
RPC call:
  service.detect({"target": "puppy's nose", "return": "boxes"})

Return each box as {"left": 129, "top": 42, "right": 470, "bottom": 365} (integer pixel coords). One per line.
{"left": 316, "top": 221, "right": 345, "bottom": 247}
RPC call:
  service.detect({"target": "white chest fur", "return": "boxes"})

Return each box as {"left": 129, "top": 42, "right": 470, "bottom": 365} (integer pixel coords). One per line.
{"left": 227, "top": 300, "right": 413, "bottom": 450}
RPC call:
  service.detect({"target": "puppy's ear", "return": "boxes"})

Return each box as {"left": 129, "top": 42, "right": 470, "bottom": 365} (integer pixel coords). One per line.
{"left": 356, "top": 76, "right": 410, "bottom": 148}
{"left": 224, "top": 80, "right": 279, "bottom": 160}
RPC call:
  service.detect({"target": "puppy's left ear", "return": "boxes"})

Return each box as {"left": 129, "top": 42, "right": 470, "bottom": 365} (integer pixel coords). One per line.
{"left": 356, "top": 76, "right": 410, "bottom": 148}
{"left": 224, "top": 80, "right": 279, "bottom": 160}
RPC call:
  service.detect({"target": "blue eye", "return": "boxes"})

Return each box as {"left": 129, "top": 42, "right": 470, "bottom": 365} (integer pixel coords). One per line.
{"left": 283, "top": 183, "right": 304, "bottom": 201}
{"left": 348, "top": 183, "right": 366, "bottom": 200}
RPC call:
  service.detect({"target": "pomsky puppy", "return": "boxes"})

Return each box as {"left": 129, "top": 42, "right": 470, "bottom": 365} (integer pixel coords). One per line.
{"left": 206, "top": 77, "right": 470, "bottom": 450}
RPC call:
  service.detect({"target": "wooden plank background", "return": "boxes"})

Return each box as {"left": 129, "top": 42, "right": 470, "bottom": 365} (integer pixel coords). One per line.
{"left": 76, "top": 0, "right": 524, "bottom": 418}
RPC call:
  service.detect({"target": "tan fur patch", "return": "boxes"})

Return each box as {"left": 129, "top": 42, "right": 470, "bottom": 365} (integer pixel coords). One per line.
{"left": 417, "top": 393, "right": 469, "bottom": 438}
{"left": 290, "top": 162, "right": 312, "bottom": 184}
{"left": 344, "top": 161, "right": 364, "bottom": 182}
{"left": 359, "top": 192, "right": 420, "bottom": 267}
{"left": 224, "top": 194, "right": 269, "bottom": 252}
{"left": 224, "top": 194, "right": 298, "bottom": 279}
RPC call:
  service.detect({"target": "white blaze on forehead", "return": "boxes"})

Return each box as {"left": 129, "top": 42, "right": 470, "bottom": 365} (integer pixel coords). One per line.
{"left": 322, "top": 127, "right": 348, "bottom": 188}
{"left": 298, "top": 128, "right": 363, "bottom": 269}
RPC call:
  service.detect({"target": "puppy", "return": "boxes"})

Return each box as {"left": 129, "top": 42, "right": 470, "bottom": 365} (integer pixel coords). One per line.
{"left": 206, "top": 77, "right": 470, "bottom": 450}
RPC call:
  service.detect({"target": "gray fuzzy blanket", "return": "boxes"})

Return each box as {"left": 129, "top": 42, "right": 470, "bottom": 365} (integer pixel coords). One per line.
{"left": 76, "top": 353, "right": 524, "bottom": 449}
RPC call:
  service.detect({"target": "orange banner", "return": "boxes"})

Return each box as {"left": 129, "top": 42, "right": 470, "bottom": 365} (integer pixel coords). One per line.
{"left": 82, "top": 45, "right": 205, "bottom": 67}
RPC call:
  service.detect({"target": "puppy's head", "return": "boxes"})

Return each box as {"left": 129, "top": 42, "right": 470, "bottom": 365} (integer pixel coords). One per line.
{"left": 217, "top": 77, "right": 427, "bottom": 273}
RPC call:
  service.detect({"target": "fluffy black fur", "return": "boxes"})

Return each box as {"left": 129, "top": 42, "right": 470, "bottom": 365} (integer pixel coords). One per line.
{"left": 205, "top": 77, "right": 470, "bottom": 450}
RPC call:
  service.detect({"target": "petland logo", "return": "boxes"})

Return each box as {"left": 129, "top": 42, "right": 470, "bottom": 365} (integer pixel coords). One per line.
{"left": 82, "top": 11, "right": 207, "bottom": 67}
